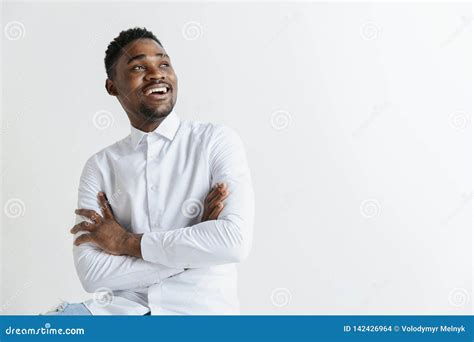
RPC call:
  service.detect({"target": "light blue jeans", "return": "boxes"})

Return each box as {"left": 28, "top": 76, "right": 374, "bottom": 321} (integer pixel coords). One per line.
{"left": 44, "top": 302, "right": 92, "bottom": 315}
{"left": 43, "top": 302, "right": 152, "bottom": 315}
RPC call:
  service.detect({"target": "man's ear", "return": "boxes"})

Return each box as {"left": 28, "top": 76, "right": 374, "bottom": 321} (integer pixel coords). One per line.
{"left": 105, "top": 79, "right": 118, "bottom": 96}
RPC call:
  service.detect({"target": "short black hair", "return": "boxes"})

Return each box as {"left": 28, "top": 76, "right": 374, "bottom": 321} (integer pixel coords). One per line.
{"left": 104, "top": 27, "right": 162, "bottom": 79}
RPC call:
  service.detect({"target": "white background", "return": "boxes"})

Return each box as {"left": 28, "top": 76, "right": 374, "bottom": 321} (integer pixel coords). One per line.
{"left": 1, "top": 1, "right": 472, "bottom": 314}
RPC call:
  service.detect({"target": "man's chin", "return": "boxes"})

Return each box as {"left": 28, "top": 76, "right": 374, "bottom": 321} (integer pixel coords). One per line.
{"left": 146, "top": 111, "right": 170, "bottom": 120}
{"left": 139, "top": 103, "right": 173, "bottom": 121}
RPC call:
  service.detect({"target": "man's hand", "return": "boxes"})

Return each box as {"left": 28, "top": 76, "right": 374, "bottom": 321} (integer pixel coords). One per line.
{"left": 202, "top": 182, "right": 229, "bottom": 221}
{"left": 71, "top": 192, "right": 133, "bottom": 256}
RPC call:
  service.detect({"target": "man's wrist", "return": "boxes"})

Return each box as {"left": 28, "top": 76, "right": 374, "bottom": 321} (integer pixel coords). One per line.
{"left": 122, "top": 233, "right": 143, "bottom": 258}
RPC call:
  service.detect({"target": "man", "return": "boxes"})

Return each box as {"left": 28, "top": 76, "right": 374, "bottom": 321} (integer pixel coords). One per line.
{"left": 48, "top": 27, "right": 254, "bottom": 315}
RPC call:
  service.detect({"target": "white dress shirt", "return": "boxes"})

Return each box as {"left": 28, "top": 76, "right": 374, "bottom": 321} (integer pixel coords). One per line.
{"left": 73, "top": 111, "right": 254, "bottom": 315}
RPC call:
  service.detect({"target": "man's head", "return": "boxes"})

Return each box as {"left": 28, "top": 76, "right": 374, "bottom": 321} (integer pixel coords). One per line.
{"left": 104, "top": 27, "right": 178, "bottom": 131}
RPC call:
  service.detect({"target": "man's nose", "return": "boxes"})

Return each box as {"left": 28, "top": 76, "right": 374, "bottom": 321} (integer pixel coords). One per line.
{"left": 145, "top": 66, "right": 165, "bottom": 81}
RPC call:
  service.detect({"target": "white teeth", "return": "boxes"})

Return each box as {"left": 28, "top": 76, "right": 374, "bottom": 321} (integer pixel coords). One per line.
{"left": 145, "top": 87, "right": 168, "bottom": 95}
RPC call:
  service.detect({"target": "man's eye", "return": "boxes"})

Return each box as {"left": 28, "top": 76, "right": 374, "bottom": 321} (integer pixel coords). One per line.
{"left": 160, "top": 63, "right": 170, "bottom": 68}
{"left": 132, "top": 65, "right": 145, "bottom": 71}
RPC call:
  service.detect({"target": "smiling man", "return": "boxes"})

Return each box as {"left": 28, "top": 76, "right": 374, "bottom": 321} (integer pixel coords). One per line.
{"left": 47, "top": 27, "right": 254, "bottom": 315}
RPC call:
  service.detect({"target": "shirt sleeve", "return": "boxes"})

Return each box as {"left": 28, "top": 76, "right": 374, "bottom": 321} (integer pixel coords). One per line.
{"left": 140, "top": 125, "right": 255, "bottom": 268}
{"left": 73, "top": 155, "right": 184, "bottom": 293}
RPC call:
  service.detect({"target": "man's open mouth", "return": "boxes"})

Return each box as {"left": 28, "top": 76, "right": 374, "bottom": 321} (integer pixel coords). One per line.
{"left": 142, "top": 84, "right": 171, "bottom": 100}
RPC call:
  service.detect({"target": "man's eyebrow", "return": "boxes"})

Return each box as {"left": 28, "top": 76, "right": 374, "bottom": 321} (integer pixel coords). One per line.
{"left": 127, "top": 53, "right": 169, "bottom": 64}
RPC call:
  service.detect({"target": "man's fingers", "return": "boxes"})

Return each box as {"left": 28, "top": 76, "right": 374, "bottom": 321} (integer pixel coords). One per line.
{"left": 206, "top": 183, "right": 227, "bottom": 204}
{"left": 70, "top": 221, "right": 95, "bottom": 234}
{"left": 208, "top": 202, "right": 224, "bottom": 220}
{"left": 73, "top": 233, "right": 94, "bottom": 246}
{"left": 208, "top": 190, "right": 229, "bottom": 209}
{"left": 205, "top": 184, "right": 220, "bottom": 203}
{"left": 98, "top": 192, "right": 114, "bottom": 219}
{"left": 201, "top": 183, "right": 228, "bottom": 221}
{"left": 74, "top": 209, "right": 101, "bottom": 223}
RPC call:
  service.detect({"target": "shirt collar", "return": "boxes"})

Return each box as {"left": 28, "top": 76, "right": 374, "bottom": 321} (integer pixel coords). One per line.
{"left": 130, "top": 111, "right": 180, "bottom": 150}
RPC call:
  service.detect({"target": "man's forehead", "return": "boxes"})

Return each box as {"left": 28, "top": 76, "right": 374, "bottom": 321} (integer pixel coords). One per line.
{"left": 120, "top": 39, "right": 167, "bottom": 62}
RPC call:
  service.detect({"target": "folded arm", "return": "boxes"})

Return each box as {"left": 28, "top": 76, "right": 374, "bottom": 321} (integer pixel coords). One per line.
{"left": 139, "top": 126, "right": 255, "bottom": 268}
{"left": 72, "top": 156, "right": 184, "bottom": 293}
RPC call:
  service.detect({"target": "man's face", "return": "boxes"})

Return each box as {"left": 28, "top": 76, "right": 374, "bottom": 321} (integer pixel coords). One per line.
{"left": 106, "top": 38, "right": 178, "bottom": 125}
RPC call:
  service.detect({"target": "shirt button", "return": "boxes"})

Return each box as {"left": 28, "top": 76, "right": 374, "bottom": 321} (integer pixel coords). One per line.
{"left": 150, "top": 185, "right": 157, "bottom": 191}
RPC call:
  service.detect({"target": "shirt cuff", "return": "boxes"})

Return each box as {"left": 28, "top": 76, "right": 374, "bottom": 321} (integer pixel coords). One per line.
{"left": 141, "top": 232, "right": 185, "bottom": 279}
{"left": 141, "top": 231, "right": 167, "bottom": 264}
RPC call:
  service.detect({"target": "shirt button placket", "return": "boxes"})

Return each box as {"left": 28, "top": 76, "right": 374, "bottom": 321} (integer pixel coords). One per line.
{"left": 147, "top": 136, "right": 162, "bottom": 230}
{"left": 146, "top": 136, "right": 155, "bottom": 230}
